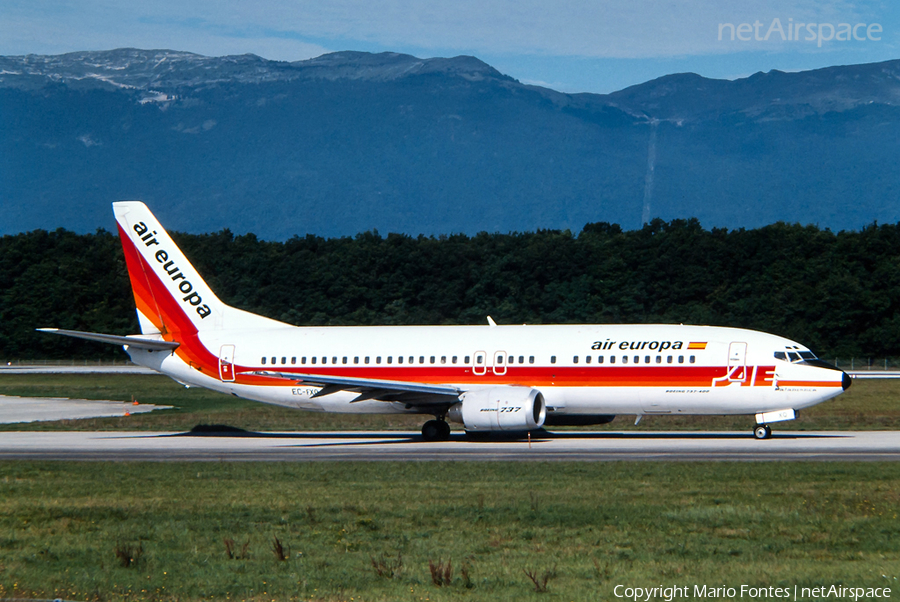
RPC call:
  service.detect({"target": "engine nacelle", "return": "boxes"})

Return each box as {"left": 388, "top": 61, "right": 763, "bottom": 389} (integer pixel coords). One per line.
{"left": 447, "top": 386, "right": 546, "bottom": 432}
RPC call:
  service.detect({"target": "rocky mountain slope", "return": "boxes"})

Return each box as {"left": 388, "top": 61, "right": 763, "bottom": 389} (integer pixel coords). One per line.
{"left": 2, "top": 49, "right": 899, "bottom": 238}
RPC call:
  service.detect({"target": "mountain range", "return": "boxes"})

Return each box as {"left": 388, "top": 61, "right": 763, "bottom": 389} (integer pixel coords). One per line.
{"left": 2, "top": 48, "right": 900, "bottom": 238}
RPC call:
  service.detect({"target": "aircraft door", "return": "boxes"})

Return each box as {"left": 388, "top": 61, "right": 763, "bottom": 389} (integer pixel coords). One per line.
{"left": 219, "top": 344, "right": 236, "bottom": 382}
{"left": 728, "top": 342, "right": 747, "bottom": 382}
{"left": 473, "top": 351, "right": 487, "bottom": 376}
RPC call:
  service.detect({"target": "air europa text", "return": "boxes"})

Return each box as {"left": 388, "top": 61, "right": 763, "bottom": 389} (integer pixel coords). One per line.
{"left": 592, "top": 340, "right": 684, "bottom": 351}
{"left": 133, "top": 221, "right": 212, "bottom": 319}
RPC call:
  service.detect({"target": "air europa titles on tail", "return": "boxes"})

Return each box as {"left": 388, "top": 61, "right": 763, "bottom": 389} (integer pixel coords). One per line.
{"left": 132, "top": 221, "right": 211, "bottom": 319}
{"left": 38, "top": 200, "right": 851, "bottom": 442}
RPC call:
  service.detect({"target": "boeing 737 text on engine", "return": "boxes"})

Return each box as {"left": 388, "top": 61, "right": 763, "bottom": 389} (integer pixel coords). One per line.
{"left": 40, "top": 201, "right": 851, "bottom": 441}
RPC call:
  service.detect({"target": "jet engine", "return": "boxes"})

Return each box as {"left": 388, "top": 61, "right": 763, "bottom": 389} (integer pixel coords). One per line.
{"left": 447, "top": 386, "right": 546, "bottom": 432}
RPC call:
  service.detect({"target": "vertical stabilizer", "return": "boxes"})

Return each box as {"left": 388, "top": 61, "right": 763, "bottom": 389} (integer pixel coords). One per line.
{"left": 113, "top": 201, "right": 287, "bottom": 335}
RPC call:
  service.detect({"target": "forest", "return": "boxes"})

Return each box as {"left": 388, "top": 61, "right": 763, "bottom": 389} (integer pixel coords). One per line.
{"left": 1, "top": 218, "right": 898, "bottom": 360}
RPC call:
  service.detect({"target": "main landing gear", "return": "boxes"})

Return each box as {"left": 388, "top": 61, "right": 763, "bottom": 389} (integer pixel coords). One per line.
{"left": 753, "top": 424, "right": 773, "bottom": 440}
{"left": 421, "top": 419, "right": 451, "bottom": 442}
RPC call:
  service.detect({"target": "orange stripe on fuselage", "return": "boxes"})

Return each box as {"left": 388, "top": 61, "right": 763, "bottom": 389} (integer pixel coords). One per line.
{"left": 777, "top": 380, "right": 842, "bottom": 388}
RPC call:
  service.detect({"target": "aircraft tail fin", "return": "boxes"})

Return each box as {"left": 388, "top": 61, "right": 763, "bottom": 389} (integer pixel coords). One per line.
{"left": 113, "top": 201, "right": 286, "bottom": 336}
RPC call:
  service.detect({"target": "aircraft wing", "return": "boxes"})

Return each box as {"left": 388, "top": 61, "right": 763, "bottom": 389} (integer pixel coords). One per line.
{"left": 248, "top": 370, "right": 462, "bottom": 406}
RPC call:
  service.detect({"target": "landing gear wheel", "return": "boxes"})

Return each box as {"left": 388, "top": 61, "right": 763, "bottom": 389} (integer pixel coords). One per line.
{"left": 422, "top": 419, "right": 451, "bottom": 441}
{"left": 753, "top": 424, "right": 772, "bottom": 440}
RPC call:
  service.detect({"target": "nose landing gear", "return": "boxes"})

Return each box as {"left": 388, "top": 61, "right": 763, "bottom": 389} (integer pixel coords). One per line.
{"left": 753, "top": 424, "right": 772, "bottom": 440}
{"left": 422, "top": 419, "right": 451, "bottom": 441}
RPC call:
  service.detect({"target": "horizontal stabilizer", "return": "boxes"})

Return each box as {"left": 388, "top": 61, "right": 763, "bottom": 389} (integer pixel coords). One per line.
{"left": 37, "top": 328, "right": 179, "bottom": 351}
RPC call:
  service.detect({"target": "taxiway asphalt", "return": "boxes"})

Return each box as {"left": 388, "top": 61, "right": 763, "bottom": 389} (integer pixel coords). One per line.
{"left": 0, "top": 430, "right": 898, "bottom": 461}
{"left": 0, "top": 395, "right": 172, "bottom": 424}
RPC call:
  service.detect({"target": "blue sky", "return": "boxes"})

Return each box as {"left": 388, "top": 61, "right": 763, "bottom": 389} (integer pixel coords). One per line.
{"left": 2, "top": 0, "right": 899, "bottom": 93}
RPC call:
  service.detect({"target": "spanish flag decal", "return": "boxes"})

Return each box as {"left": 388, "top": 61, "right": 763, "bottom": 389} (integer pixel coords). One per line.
{"left": 688, "top": 342, "right": 708, "bottom": 350}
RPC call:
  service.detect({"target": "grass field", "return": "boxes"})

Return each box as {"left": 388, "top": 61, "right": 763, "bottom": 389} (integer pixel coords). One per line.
{"left": 0, "top": 373, "right": 898, "bottom": 433}
{"left": 1, "top": 376, "right": 898, "bottom": 601}
{"left": 0, "top": 462, "right": 897, "bottom": 601}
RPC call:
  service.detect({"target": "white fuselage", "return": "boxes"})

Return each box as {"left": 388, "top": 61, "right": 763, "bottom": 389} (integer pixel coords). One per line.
{"left": 128, "top": 323, "right": 847, "bottom": 419}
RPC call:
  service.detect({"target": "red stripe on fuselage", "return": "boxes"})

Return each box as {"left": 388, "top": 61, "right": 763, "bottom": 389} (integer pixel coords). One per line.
{"left": 235, "top": 364, "right": 784, "bottom": 389}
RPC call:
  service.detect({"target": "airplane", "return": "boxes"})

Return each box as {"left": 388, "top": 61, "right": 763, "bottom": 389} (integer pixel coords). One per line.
{"left": 40, "top": 201, "right": 851, "bottom": 441}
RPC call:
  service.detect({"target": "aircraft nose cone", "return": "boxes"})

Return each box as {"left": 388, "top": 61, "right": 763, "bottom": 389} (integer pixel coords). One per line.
{"left": 842, "top": 372, "right": 852, "bottom": 390}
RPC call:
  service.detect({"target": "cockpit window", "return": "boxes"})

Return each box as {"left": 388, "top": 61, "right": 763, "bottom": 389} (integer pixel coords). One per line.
{"left": 775, "top": 349, "right": 818, "bottom": 363}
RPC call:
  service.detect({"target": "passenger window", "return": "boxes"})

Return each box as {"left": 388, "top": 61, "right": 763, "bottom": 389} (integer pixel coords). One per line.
{"left": 420, "top": 356, "right": 425, "bottom": 364}
{"left": 476, "top": 356, "right": 483, "bottom": 364}
{"left": 302, "top": 357, "right": 307, "bottom": 365}
{"left": 291, "top": 357, "right": 296, "bottom": 365}
{"left": 387, "top": 356, "right": 393, "bottom": 364}
{"left": 261, "top": 357, "right": 266, "bottom": 365}
{"left": 365, "top": 357, "right": 370, "bottom": 364}
{"left": 667, "top": 356, "right": 673, "bottom": 364}
{"left": 398, "top": 356, "right": 403, "bottom": 364}
{"left": 332, "top": 356, "right": 337, "bottom": 364}
{"left": 690, "top": 355, "right": 696, "bottom": 364}
{"left": 633, "top": 356, "right": 639, "bottom": 364}
{"left": 322, "top": 357, "right": 327, "bottom": 364}
{"left": 573, "top": 356, "right": 579, "bottom": 364}
{"left": 452, "top": 356, "right": 458, "bottom": 364}
{"left": 598, "top": 356, "right": 604, "bottom": 364}
{"left": 610, "top": 356, "right": 615, "bottom": 364}
{"left": 281, "top": 357, "right": 286, "bottom": 365}
{"left": 409, "top": 356, "right": 414, "bottom": 364}
{"left": 519, "top": 356, "right": 524, "bottom": 364}
{"left": 311, "top": 357, "right": 317, "bottom": 364}
{"left": 430, "top": 356, "right": 435, "bottom": 364}
{"left": 551, "top": 356, "right": 557, "bottom": 364}
{"left": 354, "top": 357, "right": 359, "bottom": 364}
{"left": 342, "top": 357, "right": 348, "bottom": 364}
{"left": 586, "top": 356, "right": 591, "bottom": 364}
{"left": 464, "top": 356, "right": 470, "bottom": 364}
{"left": 623, "top": 356, "right": 628, "bottom": 364}
{"left": 271, "top": 357, "right": 276, "bottom": 365}
{"left": 376, "top": 356, "right": 382, "bottom": 364}
{"left": 529, "top": 356, "right": 534, "bottom": 364}
{"left": 508, "top": 356, "right": 514, "bottom": 364}
{"left": 441, "top": 356, "right": 447, "bottom": 364}
{"left": 656, "top": 356, "right": 661, "bottom": 364}
{"left": 678, "top": 356, "right": 684, "bottom": 364}
{"left": 497, "top": 356, "right": 503, "bottom": 364}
